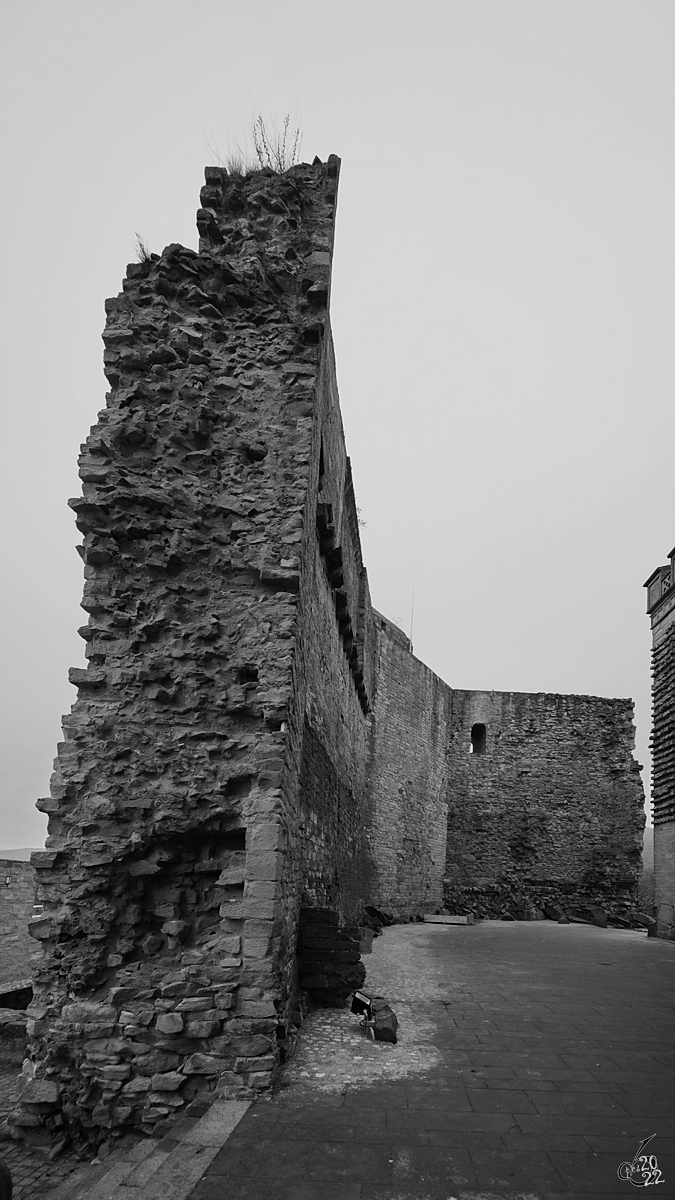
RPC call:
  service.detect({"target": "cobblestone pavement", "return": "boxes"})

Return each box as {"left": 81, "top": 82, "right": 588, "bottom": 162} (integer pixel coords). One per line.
{"left": 0, "top": 1044, "right": 80, "bottom": 1199}
{"left": 190, "top": 920, "right": 675, "bottom": 1199}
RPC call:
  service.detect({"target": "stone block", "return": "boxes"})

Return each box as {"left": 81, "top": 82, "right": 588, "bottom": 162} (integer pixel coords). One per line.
{"left": 216, "top": 866, "right": 245, "bottom": 886}
{"left": 214, "top": 992, "right": 235, "bottom": 1011}
{"left": 423, "top": 914, "right": 474, "bottom": 925}
{"left": 244, "top": 851, "right": 283, "bottom": 882}
{"left": 230, "top": 1034, "right": 273, "bottom": 1056}
{"left": 588, "top": 906, "right": 608, "bottom": 928}
{"left": 185, "top": 1018, "right": 221, "bottom": 1039}
{"left": 121, "top": 1076, "right": 152, "bottom": 1094}
{"left": 239, "top": 1000, "right": 276, "bottom": 1018}
{"left": 249, "top": 823, "right": 284, "bottom": 853}
{"left": 150, "top": 1071, "right": 185, "bottom": 1091}
{"left": 242, "top": 941, "right": 274, "bottom": 962}
{"left": 234, "top": 1055, "right": 275, "bottom": 1073}
{"left": 108, "top": 986, "right": 135, "bottom": 1007}
{"left": 21, "top": 1079, "right": 60, "bottom": 1106}
{"left": 242, "top": 896, "right": 276, "bottom": 920}
{"left": 182, "top": 1054, "right": 230, "bottom": 1075}
{"left": 62, "top": 1002, "right": 117, "bottom": 1024}
{"left": 155, "top": 1013, "right": 184, "bottom": 1034}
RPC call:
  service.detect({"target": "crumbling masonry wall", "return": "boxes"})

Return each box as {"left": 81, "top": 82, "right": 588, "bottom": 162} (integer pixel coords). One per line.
{"left": 18, "top": 160, "right": 646, "bottom": 1146}
{"left": 20, "top": 158, "right": 374, "bottom": 1146}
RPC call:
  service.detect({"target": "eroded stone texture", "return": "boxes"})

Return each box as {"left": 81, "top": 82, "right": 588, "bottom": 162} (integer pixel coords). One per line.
{"left": 19, "top": 158, "right": 376, "bottom": 1147}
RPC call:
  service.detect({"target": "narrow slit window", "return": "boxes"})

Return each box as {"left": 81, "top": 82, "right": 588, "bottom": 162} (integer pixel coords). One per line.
{"left": 470, "top": 723, "right": 487, "bottom": 755}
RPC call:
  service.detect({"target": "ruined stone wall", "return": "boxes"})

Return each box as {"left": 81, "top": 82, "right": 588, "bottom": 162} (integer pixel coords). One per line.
{"left": 444, "top": 690, "right": 645, "bottom": 918}
{"left": 366, "top": 636, "right": 644, "bottom": 923}
{"left": 18, "top": 156, "right": 649, "bottom": 1148}
{"left": 20, "top": 158, "right": 373, "bottom": 1148}
{"left": 367, "top": 617, "right": 451, "bottom": 919}
{"left": 258, "top": 238, "right": 376, "bottom": 1019}
{"left": 0, "top": 861, "right": 37, "bottom": 994}
{"left": 645, "top": 549, "right": 675, "bottom": 938}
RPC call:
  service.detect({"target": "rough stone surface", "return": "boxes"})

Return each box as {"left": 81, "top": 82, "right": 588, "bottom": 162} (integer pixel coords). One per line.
{"left": 645, "top": 544, "right": 675, "bottom": 938}
{"left": 0, "top": 860, "right": 38, "bottom": 995}
{"left": 368, "top": 630, "right": 644, "bottom": 922}
{"left": 444, "top": 689, "right": 645, "bottom": 920}
{"left": 297, "top": 908, "right": 365, "bottom": 1006}
{"left": 20, "top": 157, "right": 375, "bottom": 1148}
{"left": 367, "top": 616, "right": 451, "bottom": 917}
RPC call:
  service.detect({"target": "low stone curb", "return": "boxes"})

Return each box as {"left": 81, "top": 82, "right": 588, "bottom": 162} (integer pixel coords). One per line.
{"left": 42, "top": 1099, "right": 250, "bottom": 1200}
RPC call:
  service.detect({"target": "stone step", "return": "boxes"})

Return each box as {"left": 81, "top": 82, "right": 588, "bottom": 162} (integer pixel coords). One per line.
{"left": 424, "top": 913, "right": 475, "bottom": 925}
{"left": 43, "top": 1099, "right": 250, "bottom": 1200}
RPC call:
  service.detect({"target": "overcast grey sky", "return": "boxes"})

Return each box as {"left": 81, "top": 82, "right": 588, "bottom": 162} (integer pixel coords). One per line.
{"left": 1, "top": 0, "right": 673, "bottom": 849}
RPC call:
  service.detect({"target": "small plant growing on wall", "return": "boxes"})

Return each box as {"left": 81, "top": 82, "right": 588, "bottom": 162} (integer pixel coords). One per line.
{"left": 252, "top": 114, "right": 303, "bottom": 172}
{"left": 134, "top": 232, "right": 152, "bottom": 263}
{"left": 219, "top": 115, "right": 304, "bottom": 176}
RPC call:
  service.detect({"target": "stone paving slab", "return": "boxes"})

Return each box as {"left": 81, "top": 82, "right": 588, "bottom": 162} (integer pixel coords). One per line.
{"left": 187, "top": 921, "right": 675, "bottom": 1198}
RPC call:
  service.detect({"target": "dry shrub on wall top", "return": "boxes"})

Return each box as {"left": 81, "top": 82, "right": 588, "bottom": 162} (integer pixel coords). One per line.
{"left": 222, "top": 115, "right": 304, "bottom": 176}
{"left": 134, "top": 232, "right": 153, "bottom": 263}
{"left": 252, "top": 114, "right": 303, "bottom": 172}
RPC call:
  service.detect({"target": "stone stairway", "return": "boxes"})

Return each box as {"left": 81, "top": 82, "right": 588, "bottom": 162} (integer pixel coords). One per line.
{"left": 43, "top": 1099, "right": 250, "bottom": 1200}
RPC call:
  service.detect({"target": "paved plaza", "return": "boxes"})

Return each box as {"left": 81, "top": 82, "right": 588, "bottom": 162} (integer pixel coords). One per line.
{"left": 191, "top": 920, "right": 675, "bottom": 1199}
{"left": 13, "top": 917, "right": 675, "bottom": 1199}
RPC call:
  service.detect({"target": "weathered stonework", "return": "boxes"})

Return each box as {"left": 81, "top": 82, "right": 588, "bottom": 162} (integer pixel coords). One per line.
{"left": 16, "top": 160, "right": 646, "bottom": 1148}
{"left": 645, "top": 546, "right": 675, "bottom": 938}
{"left": 19, "top": 158, "right": 377, "bottom": 1146}
{"left": 367, "top": 615, "right": 452, "bottom": 917}
{"left": 0, "top": 860, "right": 38, "bottom": 998}
{"left": 443, "top": 690, "right": 644, "bottom": 919}
{"left": 367, "top": 625, "right": 644, "bottom": 922}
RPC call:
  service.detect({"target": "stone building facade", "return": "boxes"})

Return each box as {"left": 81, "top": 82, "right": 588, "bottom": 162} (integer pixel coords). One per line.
{"left": 645, "top": 545, "right": 675, "bottom": 937}
{"left": 14, "top": 160, "right": 645, "bottom": 1146}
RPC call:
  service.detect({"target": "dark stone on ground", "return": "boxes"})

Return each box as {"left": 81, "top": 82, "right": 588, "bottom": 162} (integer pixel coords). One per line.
{"left": 587, "top": 906, "right": 607, "bottom": 928}
{"left": 371, "top": 999, "right": 398, "bottom": 1044}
